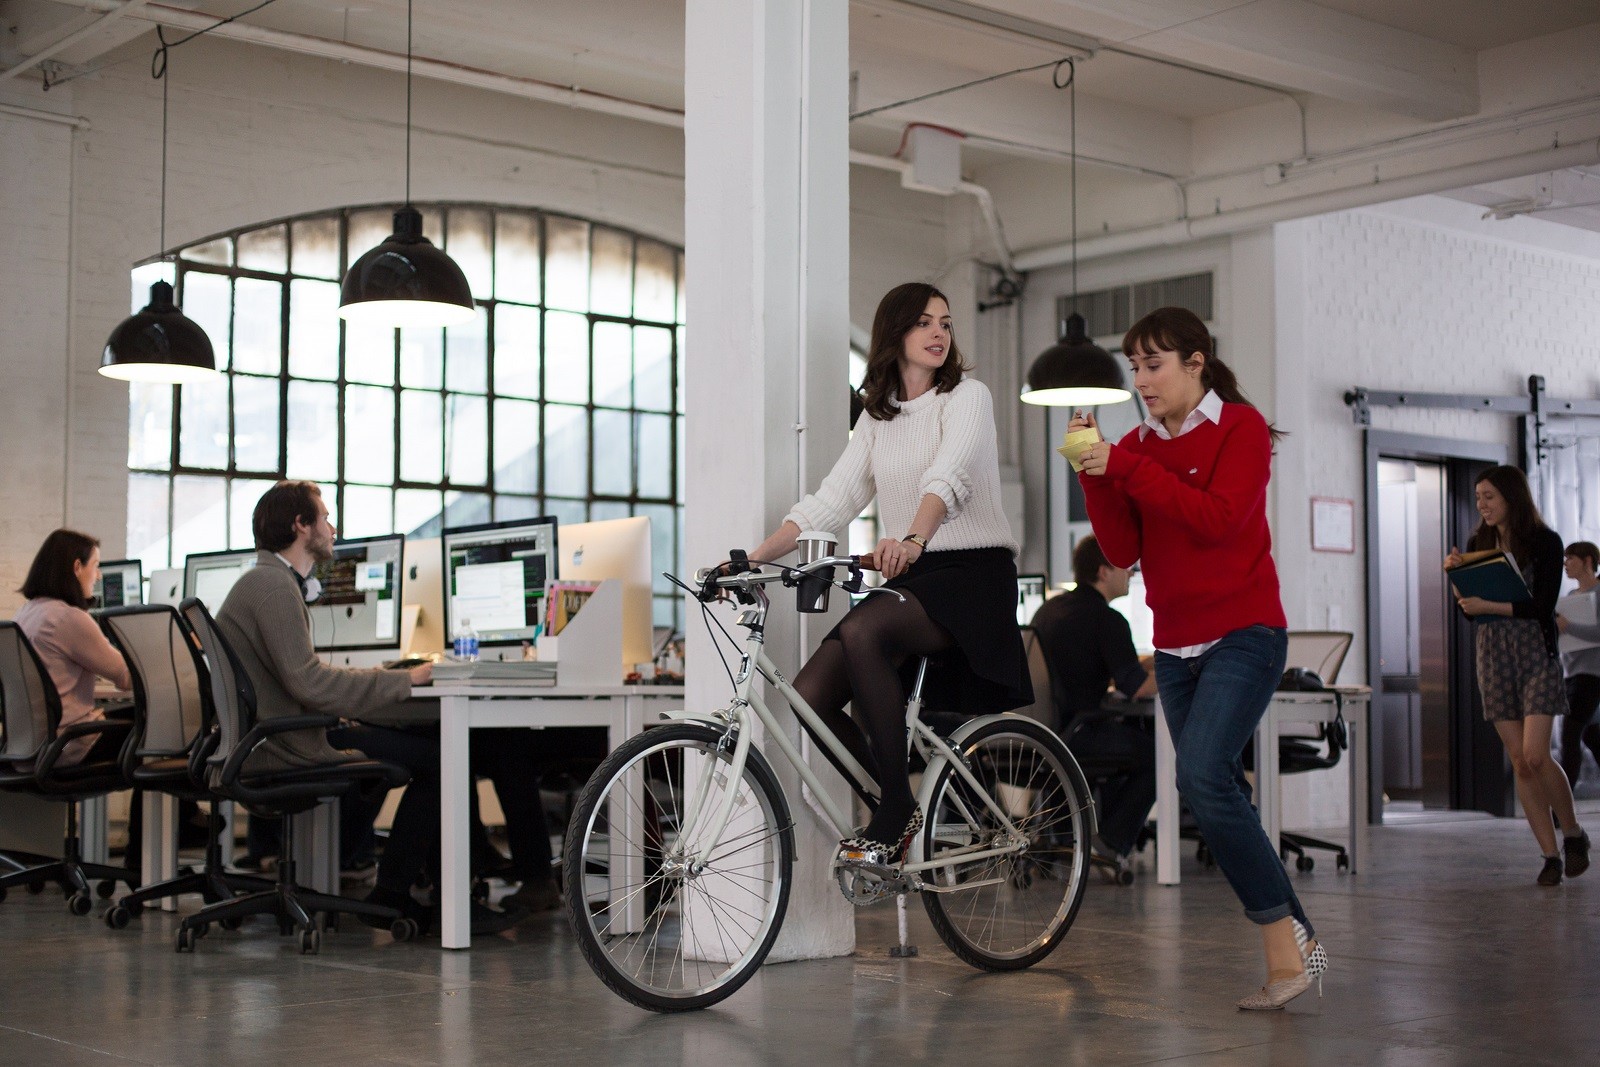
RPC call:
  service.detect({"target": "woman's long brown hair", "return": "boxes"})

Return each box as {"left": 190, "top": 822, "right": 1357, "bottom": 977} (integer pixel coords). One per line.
{"left": 1467, "top": 465, "right": 1549, "bottom": 562}
{"left": 858, "top": 282, "right": 969, "bottom": 422}
{"left": 1123, "top": 306, "right": 1285, "bottom": 443}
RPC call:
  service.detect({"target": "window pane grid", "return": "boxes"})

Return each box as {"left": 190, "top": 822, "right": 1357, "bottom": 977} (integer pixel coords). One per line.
{"left": 129, "top": 204, "right": 686, "bottom": 620}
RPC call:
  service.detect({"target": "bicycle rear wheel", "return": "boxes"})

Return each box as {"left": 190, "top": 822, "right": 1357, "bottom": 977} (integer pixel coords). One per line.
{"left": 920, "top": 716, "right": 1092, "bottom": 971}
{"left": 564, "top": 722, "right": 794, "bottom": 1012}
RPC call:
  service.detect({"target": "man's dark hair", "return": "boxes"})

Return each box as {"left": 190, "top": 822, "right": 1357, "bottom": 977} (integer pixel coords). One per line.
{"left": 1072, "top": 535, "right": 1111, "bottom": 588}
{"left": 252, "top": 481, "right": 323, "bottom": 552}
{"left": 19, "top": 528, "right": 100, "bottom": 609}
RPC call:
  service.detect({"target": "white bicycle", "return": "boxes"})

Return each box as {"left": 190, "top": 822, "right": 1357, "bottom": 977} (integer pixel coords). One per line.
{"left": 563, "top": 554, "right": 1095, "bottom": 1012}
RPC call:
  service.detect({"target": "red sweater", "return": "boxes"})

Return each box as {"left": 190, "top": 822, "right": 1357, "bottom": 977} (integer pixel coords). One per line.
{"left": 1079, "top": 402, "right": 1286, "bottom": 648}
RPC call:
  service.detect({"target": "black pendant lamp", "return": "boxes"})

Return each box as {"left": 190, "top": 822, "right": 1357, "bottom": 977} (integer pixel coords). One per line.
{"left": 339, "top": 0, "right": 473, "bottom": 328}
{"left": 1020, "top": 58, "right": 1130, "bottom": 409}
{"left": 100, "top": 42, "right": 216, "bottom": 384}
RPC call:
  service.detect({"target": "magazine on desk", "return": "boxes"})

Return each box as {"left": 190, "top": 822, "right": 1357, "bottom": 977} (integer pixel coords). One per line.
{"left": 1445, "top": 549, "right": 1531, "bottom": 604}
{"left": 1558, "top": 588, "right": 1600, "bottom": 653}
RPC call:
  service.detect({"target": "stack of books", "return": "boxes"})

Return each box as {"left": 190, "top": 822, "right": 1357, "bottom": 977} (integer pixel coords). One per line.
{"left": 1445, "top": 550, "right": 1531, "bottom": 603}
{"left": 431, "top": 660, "right": 557, "bottom": 685}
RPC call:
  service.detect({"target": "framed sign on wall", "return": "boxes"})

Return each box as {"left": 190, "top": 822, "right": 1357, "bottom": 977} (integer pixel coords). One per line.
{"left": 1311, "top": 496, "right": 1356, "bottom": 553}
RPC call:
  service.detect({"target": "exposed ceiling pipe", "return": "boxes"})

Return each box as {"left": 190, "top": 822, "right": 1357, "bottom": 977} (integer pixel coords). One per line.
{"left": 74, "top": 0, "right": 684, "bottom": 128}
{"left": 0, "top": 0, "right": 154, "bottom": 83}
{"left": 0, "top": 101, "right": 91, "bottom": 128}
{"left": 1014, "top": 138, "right": 1600, "bottom": 270}
{"left": 849, "top": 149, "right": 1017, "bottom": 279}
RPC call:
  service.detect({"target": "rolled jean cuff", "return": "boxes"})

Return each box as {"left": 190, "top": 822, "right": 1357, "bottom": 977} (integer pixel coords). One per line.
{"left": 1244, "top": 901, "right": 1294, "bottom": 927}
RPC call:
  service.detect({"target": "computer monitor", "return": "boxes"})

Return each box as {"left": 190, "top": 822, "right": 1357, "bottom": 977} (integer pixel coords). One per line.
{"left": 1016, "top": 573, "right": 1047, "bottom": 626}
{"left": 557, "top": 516, "right": 653, "bottom": 669}
{"left": 402, "top": 537, "right": 444, "bottom": 656}
{"left": 92, "top": 560, "right": 143, "bottom": 610}
{"left": 440, "top": 516, "right": 558, "bottom": 655}
{"left": 184, "top": 549, "right": 259, "bottom": 609}
{"left": 309, "top": 534, "right": 405, "bottom": 666}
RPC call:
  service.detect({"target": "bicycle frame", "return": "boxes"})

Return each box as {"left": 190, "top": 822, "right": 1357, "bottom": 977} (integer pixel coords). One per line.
{"left": 676, "top": 565, "right": 1037, "bottom": 881}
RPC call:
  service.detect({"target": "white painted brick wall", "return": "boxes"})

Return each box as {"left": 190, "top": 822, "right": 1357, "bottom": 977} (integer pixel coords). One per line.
{"left": 1275, "top": 197, "right": 1600, "bottom": 830}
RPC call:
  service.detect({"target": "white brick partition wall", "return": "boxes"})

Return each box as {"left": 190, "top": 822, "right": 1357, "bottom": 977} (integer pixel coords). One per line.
{"left": 1274, "top": 195, "right": 1600, "bottom": 830}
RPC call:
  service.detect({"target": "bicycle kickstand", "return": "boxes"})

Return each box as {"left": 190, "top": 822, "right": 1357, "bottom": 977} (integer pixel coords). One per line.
{"left": 888, "top": 892, "right": 918, "bottom": 958}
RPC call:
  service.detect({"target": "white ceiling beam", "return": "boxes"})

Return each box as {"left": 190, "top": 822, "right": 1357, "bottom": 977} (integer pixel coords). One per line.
{"left": 995, "top": 0, "right": 1478, "bottom": 120}
{"left": 2, "top": 0, "right": 153, "bottom": 83}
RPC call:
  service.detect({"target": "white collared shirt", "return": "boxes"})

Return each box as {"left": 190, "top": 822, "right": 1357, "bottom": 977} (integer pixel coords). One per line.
{"left": 1138, "top": 388, "right": 1224, "bottom": 442}
{"left": 1140, "top": 389, "right": 1225, "bottom": 658}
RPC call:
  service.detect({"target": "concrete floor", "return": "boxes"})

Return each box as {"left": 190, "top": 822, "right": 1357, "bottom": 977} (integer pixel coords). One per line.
{"left": 1, "top": 815, "right": 1596, "bottom": 1066}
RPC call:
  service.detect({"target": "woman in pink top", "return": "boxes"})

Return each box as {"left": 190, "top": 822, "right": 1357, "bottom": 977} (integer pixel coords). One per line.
{"left": 14, "top": 529, "right": 133, "bottom": 766}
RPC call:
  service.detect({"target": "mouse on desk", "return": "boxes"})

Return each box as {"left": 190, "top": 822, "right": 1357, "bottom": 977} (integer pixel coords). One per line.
{"left": 383, "top": 656, "right": 432, "bottom": 670}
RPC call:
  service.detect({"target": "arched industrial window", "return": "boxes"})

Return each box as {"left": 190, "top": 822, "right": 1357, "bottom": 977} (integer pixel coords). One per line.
{"left": 125, "top": 203, "right": 687, "bottom": 628}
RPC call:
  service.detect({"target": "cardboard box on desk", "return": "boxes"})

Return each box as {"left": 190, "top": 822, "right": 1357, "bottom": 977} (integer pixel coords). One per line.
{"left": 535, "top": 578, "right": 624, "bottom": 687}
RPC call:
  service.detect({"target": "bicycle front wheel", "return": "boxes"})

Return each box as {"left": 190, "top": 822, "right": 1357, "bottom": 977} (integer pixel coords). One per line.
{"left": 920, "top": 716, "right": 1092, "bottom": 971}
{"left": 564, "top": 722, "right": 794, "bottom": 1012}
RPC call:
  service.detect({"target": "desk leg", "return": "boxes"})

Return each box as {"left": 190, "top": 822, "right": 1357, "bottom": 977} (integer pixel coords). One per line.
{"left": 1155, "top": 697, "right": 1180, "bottom": 886}
{"left": 80, "top": 797, "right": 108, "bottom": 865}
{"left": 142, "top": 792, "right": 178, "bottom": 910}
{"left": 290, "top": 800, "right": 337, "bottom": 898}
{"left": 440, "top": 696, "right": 472, "bottom": 950}
{"left": 1256, "top": 709, "right": 1281, "bottom": 859}
{"left": 616, "top": 696, "right": 644, "bottom": 932}
{"left": 1350, "top": 709, "right": 1367, "bottom": 873}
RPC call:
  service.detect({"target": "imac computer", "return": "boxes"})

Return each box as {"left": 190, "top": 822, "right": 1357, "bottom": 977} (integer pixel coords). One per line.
{"left": 309, "top": 534, "right": 406, "bottom": 667}
{"left": 147, "top": 567, "right": 184, "bottom": 608}
{"left": 402, "top": 537, "right": 445, "bottom": 657}
{"left": 557, "top": 516, "right": 653, "bottom": 669}
{"left": 441, "top": 516, "right": 558, "bottom": 660}
{"left": 184, "top": 549, "right": 259, "bottom": 609}
{"left": 1016, "top": 573, "right": 1047, "bottom": 626}
{"left": 92, "top": 560, "right": 144, "bottom": 610}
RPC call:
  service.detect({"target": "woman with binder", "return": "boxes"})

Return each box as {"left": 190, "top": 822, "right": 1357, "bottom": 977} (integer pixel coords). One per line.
{"left": 1445, "top": 465, "right": 1589, "bottom": 885}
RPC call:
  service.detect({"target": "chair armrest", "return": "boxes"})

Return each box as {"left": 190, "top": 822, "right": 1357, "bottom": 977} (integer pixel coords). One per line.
{"left": 34, "top": 718, "right": 131, "bottom": 778}
{"left": 216, "top": 714, "right": 342, "bottom": 786}
{"left": 188, "top": 727, "right": 220, "bottom": 782}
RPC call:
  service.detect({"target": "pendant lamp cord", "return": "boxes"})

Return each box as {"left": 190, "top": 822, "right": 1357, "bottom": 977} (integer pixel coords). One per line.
{"left": 1051, "top": 58, "right": 1078, "bottom": 315}
{"left": 154, "top": 29, "right": 170, "bottom": 260}
{"left": 405, "top": 0, "right": 413, "bottom": 204}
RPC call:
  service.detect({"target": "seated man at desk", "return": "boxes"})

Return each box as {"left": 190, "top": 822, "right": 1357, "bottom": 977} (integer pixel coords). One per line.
{"left": 217, "top": 480, "right": 522, "bottom": 934}
{"left": 1030, "top": 536, "right": 1157, "bottom": 866}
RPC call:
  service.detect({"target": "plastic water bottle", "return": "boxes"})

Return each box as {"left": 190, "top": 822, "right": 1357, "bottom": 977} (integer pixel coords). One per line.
{"left": 453, "top": 618, "right": 480, "bottom": 662}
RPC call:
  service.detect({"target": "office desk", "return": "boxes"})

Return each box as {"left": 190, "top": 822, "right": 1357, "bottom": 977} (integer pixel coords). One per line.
{"left": 409, "top": 683, "right": 684, "bottom": 949}
{"left": 1153, "top": 687, "right": 1370, "bottom": 886}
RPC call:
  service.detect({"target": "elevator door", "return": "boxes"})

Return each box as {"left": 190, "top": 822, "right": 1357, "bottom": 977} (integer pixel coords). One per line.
{"left": 1376, "top": 459, "right": 1450, "bottom": 806}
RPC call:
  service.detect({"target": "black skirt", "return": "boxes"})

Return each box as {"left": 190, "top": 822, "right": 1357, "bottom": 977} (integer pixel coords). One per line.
{"left": 826, "top": 546, "right": 1033, "bottom": 717}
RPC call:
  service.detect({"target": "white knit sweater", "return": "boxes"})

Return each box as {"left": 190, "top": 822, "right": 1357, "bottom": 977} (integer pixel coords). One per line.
{"left": 786, "top": 376, "right": 1017, "bottom": 554}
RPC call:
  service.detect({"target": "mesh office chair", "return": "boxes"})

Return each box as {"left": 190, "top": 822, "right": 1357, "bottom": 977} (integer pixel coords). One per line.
{"left": 96, "top": 605, "right": 274, "bottom": 928}
{"left": 1262, "top": 631, "right": 1355, "bottom": 873}
{"left": 175, "top": 598, "right": 415, "bottom": 953}
{"left": 0, "top": 622, "right": 139, "bottom": 913}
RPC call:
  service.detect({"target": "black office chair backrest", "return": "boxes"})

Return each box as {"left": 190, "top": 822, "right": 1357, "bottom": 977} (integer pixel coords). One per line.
{"left": 178, "top": 598, "right": 257, "bottom": 776}
{"left": 98, "top": 605, "right": 208, "bottom": 761}
{"left": 0, "top": 621, "right": 62, "bottom": 763}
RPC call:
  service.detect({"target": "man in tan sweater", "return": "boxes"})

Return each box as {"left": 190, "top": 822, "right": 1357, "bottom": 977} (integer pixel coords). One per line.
{"left": 217, "top": 480, "right": 519, "bottom": 934}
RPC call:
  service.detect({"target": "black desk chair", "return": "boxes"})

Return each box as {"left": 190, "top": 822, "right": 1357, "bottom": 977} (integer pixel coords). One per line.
{"left": 175, "top": 598, "right": 415, "bottom": 953}
{"left": 1270, "top": 632, "right": 1355, "bottom": 873}
{"left": 0, "top": 622, "right": 139, "bottom": 913}
{"left": 96, "top": 605, "right": 274, "bottom": 928}
{"left": 1020, "top": 626, "right": 1142, "bottom": 885}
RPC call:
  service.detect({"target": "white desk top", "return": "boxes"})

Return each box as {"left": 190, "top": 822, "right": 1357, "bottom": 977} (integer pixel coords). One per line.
{"left": 424, "top": 682, "right": 685, "bottom": 699}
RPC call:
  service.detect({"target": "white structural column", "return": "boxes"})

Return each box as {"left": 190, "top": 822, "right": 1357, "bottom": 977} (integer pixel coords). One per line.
{"left": 684, "top": 0, "right": 855, "bottom": 960}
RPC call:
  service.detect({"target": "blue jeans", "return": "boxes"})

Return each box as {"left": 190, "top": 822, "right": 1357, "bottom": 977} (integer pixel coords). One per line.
{"left": 1156, "top": 625, "right": 1313, "bottom": 935}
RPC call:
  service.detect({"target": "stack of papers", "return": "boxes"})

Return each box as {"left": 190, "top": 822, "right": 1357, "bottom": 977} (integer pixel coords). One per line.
{"left": 431, "top": 660, "right": 557, "bottom": 685}
{"left": 1558, "top": 590, "right": 1600, "bottom": 654}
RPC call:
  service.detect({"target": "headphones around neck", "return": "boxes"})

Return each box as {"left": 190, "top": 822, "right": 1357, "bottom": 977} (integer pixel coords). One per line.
{"left": 277, "top": 555, "right": 322, "bottom": 603}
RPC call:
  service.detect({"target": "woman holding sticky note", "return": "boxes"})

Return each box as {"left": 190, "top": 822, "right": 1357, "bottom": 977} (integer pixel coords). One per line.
{"left": 1070, "top": 306, "right": 1325, "bottom": 1012}
{"left": 1446, "top": 465, "right": 1588, "bottom": 886}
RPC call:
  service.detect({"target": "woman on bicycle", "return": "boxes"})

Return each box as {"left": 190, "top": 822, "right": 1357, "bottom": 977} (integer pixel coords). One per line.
{"left": 1071, "top": 306, "right": 1326, "bottom": 1011}
{"left": 743, "top": 281, "right": 1031, "bottom": 867}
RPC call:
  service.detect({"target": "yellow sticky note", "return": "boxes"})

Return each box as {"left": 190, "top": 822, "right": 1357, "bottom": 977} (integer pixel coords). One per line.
{"left": 1056, "top": 428, "right": 1100, "bottom": 472}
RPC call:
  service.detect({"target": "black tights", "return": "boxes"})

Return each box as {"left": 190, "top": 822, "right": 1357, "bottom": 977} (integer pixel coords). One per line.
{"left": 792, "top": 590, "right": 952, "bottom": 843}
{"left": 1562, "top": 674, "right": 1600, "bottom": 789}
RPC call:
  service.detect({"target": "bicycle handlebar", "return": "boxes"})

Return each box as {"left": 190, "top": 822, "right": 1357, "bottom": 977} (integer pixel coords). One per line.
{"left": 685, "top": 553, "right": 901, "bottom": 607}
